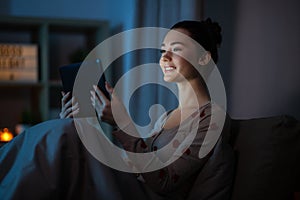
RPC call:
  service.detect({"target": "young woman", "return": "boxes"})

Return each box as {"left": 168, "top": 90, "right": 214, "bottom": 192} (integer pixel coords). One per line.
{"left": 60, "top": 19, "right": 235, "bottom": 199}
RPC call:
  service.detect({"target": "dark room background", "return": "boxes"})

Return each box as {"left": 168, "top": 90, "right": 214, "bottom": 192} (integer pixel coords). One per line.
{"left": 0, "top": 0, "right": 299, "bottom": 132}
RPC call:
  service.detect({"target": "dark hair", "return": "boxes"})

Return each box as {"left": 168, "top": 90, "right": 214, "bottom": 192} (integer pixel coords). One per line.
{"left": 171, "top": 18, "right": 222, "bottom": 63}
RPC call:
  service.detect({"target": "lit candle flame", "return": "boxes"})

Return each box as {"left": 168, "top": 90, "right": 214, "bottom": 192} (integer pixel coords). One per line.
{"left": 0, "top": 128, "right": 14, "bottom": 142}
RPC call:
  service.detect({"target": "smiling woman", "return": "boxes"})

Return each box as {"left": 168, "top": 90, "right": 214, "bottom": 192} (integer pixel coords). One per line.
{"left": 60, "top": 19, "right": 234, "bottom": 199}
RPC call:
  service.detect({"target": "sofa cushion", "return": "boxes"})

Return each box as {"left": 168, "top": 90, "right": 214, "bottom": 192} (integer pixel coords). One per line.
{"left": 230, "top": 115, "right": 300, "bottom": 200}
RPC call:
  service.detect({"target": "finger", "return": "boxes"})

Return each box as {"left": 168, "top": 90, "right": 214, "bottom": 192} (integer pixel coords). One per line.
{"left": 63, "top": 97, "right": 76, "bottom": 111}
{"left": 59, "top": 112, "right": 65, "bottom": 119}
{"left": 90, "top": 90, "right": 103, "bottom": 105}
{"left": 90, "top": 96, "right": 98, "bottom": 109}
{"left": 90, "top": 90, "right": 96, "bottom": 102}
{"left": 90, "top": 96, "right": 95, "bottom": 107}
{"left": 66, "top": 108, "right": 80, "bottom": 118}
{"left": 105, "top": 82, "right": 121, "bottom": 102}
{"left": 65, "top": 103, "right": 79, "bottom": 117}
{"left": 105, "top": 82, "right": 114, "bottom": 94}
{"left": 60, "top": 100, "right": 78, "bottom": 119}
{"left": 93, "top": 85, "right": 109, "bottom": 104}
{"left": 71, "top": 96, "right": 78, "bottom": 105}
{"left": 60, "top": 107, "right": 72, "bottom": 118}
{"left": 61, "top": 91, "right": 71, "bottom": 105}
{"left": 91, "top": 95, "right": 103, "bottom": 113}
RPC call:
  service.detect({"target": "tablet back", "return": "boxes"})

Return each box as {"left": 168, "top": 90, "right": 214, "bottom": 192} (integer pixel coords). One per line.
{"left": 59, "top": 61, "right": 109, "bottom": 118}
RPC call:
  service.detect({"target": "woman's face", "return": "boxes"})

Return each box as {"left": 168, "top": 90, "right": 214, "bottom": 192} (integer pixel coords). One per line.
{"left": 159, "top": 28, "right": 200, "bottom": 83}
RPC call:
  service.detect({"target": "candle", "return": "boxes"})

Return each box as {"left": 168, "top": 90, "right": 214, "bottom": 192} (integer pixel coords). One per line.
{"left": 0, "top": 128, "right": 14, "bottom": 142}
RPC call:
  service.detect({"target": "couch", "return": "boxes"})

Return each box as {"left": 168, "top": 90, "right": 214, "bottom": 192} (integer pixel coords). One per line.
{"left": 229, "top": 115, "right": 300, "bottom": 200}
{"left": 185, "top": 114, "right": 300, "bottom": 200}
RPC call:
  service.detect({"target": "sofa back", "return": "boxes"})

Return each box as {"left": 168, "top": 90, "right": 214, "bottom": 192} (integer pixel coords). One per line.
{"left": 230, "top": 115, "right": 300, "bottom": 200}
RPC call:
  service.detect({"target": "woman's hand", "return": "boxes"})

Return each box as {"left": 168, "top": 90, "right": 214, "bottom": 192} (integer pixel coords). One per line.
{"left": 90, "top": 83, "right": 116, "bottom": 126}
{"left": 90, "top": 82, "right": 133, "bottom": 129}
{"left": 59, "top": 91, "right": 79, "bottom": 119}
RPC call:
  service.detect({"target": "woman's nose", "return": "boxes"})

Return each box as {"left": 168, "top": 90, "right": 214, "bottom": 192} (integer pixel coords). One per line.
{"left": 162, "top": 51, "right": 172, "bottom": 61}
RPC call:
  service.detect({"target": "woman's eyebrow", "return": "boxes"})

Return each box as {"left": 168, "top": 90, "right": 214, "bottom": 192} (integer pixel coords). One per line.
{"left": 170, "top": 41, "right": 185, "bottom": 46}
{"left": 161, "top": 41, "right": 185, "bottom": 47}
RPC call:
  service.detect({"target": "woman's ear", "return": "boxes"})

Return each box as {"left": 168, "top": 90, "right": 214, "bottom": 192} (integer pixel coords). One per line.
{"left": 198, "top": 52, "right": 211, "bottom": 66}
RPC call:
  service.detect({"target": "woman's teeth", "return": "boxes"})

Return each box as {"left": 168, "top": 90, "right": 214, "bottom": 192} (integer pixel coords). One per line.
{"left": 165, "top": 66, "right": 176, "bottom": 72}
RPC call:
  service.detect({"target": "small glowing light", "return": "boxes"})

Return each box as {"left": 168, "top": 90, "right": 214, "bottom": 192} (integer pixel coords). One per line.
{"left": 0, "top": 128, "right": 14, "bottom": 142}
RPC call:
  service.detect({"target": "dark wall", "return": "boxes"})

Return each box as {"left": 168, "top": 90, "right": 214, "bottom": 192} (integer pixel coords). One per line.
{"left": 205, "top": 0, "right": 300, "bottom": 120}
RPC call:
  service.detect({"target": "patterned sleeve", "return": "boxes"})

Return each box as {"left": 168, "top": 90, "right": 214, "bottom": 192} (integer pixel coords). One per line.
{"left": 111, "top": 112, "right": 167, "bottom": 153}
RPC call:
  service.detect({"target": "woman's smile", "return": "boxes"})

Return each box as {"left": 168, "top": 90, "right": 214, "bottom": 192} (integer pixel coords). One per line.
{"left": 164, "top": 65, "right": 177, "bottom": 73}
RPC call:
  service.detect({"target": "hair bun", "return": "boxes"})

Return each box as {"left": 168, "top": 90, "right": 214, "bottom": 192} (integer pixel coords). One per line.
{"left": 204, "top": 18, "right": 222, "bottom": 48}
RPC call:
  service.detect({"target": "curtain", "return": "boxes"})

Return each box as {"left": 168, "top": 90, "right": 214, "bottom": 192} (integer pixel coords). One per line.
{"left": 110, "top": 0, "right": 204, "bottom": 134}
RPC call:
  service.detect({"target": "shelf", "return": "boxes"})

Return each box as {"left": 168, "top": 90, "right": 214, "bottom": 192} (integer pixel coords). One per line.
{"left": 0, "top": 82, "right": 43, "bottom": 88}
{"left": 0, "top": 15, "right": 109, "bottom": 128}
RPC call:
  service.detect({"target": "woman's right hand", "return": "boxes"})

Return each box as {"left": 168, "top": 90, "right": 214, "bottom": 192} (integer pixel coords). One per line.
{"left": 59, "top": 91, "right": 79, "bottom": 119}
{"left": 90, "top": 83, "right": 116, "bottom": 126}
{"left": 91, "top": 82, "right": 131, "bottom": 128}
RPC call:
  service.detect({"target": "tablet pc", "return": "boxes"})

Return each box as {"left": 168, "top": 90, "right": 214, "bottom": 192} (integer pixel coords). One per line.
{"left": 59, "top": 61, "right": 110, "bottom": 99}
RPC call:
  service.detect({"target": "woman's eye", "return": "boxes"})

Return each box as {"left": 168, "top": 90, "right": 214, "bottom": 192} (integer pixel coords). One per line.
{"left": 173, "top": 48, "right": 182, "bottom": 52}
